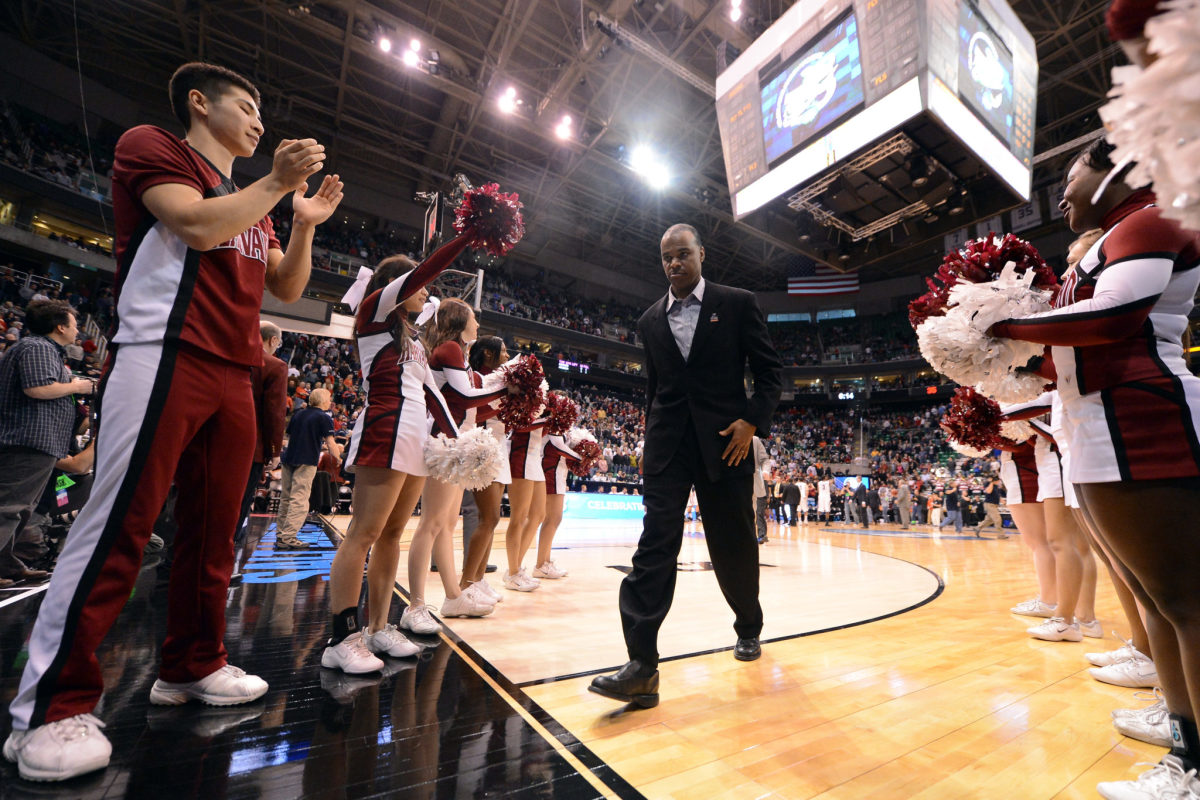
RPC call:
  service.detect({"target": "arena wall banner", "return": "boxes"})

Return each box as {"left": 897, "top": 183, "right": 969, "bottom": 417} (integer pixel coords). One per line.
{"left": 562, "top": 492, "right": 645, "bottom": 521}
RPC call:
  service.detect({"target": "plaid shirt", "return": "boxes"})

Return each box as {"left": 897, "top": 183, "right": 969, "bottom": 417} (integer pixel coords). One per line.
{"left": 0, "top": 335, "right": 75, "bottom": 458}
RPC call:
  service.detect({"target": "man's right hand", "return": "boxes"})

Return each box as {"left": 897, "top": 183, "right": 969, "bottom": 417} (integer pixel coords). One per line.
{"left": 270, "top": 138, "right": 325, "bottom": 192}
{"left": 72, "top": 377, "right": 95, "bottom": 395}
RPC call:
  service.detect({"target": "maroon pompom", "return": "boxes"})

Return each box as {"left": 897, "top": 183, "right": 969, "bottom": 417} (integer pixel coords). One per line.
{"left": 453, "top": 183, "right": 526, "bottom": 257}
{"left": 544, "top": 392, "right": 579, "bottom": 436}
{"left": 568, "top": 439, "right": 602, "bottom": 477}
{"left": 497, "top": 355, "right": 546, "bottom": 432}
{"left": 909, "top": 233, "right": 1057, "bottom": 330}
{"left": 941, "top": 387, "right": 1022, "bottom": 451}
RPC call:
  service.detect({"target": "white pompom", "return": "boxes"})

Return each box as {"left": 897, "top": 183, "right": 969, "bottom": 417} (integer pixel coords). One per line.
{"left": 916, "top": 262, "right": 1053, "bottom": 403}
{"left": 947, "top": 438, "right": 991, "bottom": 459}
{"left": 1100, "top": 0, "right": 1200, "bottom": 231}
{"left": 565, "top": 426, "right": 597, "bottom": 448}
{"left": 423, "top": 426, "right": 506, "bottom": 490}
{"left": 1000, "top": 420, "right": 1034, "bottom": 443}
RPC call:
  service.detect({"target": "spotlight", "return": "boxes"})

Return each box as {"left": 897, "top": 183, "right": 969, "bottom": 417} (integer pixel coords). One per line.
{"left": 410, "top": 38, "right": 421, "bottom": 52}
{"left": 402, "top": 48, "right": 419, "bottom": 67}
{"left": 630, "top": 145, "right": 669, "bottom": 189}
{"left": 378, "top": 36, "right": 392, "bottom": 53}
{"left": 730, "top": 6, "right": 743, "bottom": 21}
{"left": 555, "top": 114, "right": 573, "bottom": 140}
{"left": 907, "top": 154, "right": 932, "bottom": 187}
{"left": 498, "top": 86, "right": 518, "bottom": 114}
{"left": 948, "top": 183, "right": 968, "bottom": 215}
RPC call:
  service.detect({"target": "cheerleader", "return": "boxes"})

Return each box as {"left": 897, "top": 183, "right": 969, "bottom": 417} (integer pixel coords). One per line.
{"left": 997, "top": 426, "right": 1056, "bottom": 617}
{"left": 400, "top": 299, "right": 508, "bottom": 634}
{"left": 796, "top": 475, "right": 810, "bottom": 525}
{"left": 991, "top": 138, "right": 1200, "bottom": 794}
{"left": 503, "top": 414, "right": 549, "bottom": 591}
{"left": 817, "top": 475, "right": 833, "bottom": 525}
{"left": 322, "top": 250, "right": 462, "bottom": 674}
{"left": 532, "top": 434, "right": 583, "bottom": 579}
{"left": 458, "top": 336, "right": 510, "bottom": 601}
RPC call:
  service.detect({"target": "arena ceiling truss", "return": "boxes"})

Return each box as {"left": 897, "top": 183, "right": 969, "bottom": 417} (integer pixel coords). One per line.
{"left": 3, "top": 0, "right": 1120, "bottom": 288}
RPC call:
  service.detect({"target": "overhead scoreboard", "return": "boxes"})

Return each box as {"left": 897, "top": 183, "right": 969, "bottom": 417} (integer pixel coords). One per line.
{"left": 716, "top": 0, "right": 1037, "bottom": 220}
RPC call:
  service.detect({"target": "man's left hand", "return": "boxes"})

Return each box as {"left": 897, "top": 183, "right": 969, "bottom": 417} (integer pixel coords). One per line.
{"left": 719, "top": 419, "right": 756, "bottom": 466}
{"left": 292, "top": 173, "right": 344, "bottom": 228}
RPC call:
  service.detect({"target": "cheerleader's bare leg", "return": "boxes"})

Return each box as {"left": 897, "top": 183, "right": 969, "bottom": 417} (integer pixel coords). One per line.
{"left": 505, "top": 479, "right": 537, "bottom": 576}
{"left": 1042, "top": 498, "right": 1086, "bottom": 629}
{"left": 537, "top": 494, "right": 566, "bottom": 568}
{"left": 1077, "top": 479, "right": 1200, "bottom": 758}
{"left": 1008, "top": 503, "right": 1057, "bottom": 608}
{"left": 330, "top": 467, "right": 411, "bottom": 615}
{"left": 517, "top": 487, "right": 547, "bottom": 568}
{"left": 1074, "top": 506, "right": 1151, "bottom": 655}
{"left": 461, "top": 482, "right": 504, "bottom": 587}
{"left": 407, "top": 478, "right": 465, "bottom": 605}
{"left": 364, "top": 474, "right": 425, "bottom": 632}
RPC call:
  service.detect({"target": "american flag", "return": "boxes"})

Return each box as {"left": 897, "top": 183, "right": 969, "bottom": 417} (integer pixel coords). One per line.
{"left": 786, "top": 258, "right": 859, "bottom": 296}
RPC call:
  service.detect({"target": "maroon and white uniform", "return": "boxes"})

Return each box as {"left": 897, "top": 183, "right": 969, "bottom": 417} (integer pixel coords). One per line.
{"left": 509, "top": 419, "right": 548, "bottom": 482}
{"left": 12, "top": 126, "right": 278, "bottom": 730}
{"left": 343, "top": 268, "right": 458, "bottom": 475}
{"left": 541, "top": 435, "right": 582, "bottom": 495}
{"left": 994, "top": 190, "right": 1200, "bottom": 483}
{"left": 999, "top": 442, "right": 1040, "bottom": 504}
{"left": 427, "top": 340, "right": 506, "bottom": 434}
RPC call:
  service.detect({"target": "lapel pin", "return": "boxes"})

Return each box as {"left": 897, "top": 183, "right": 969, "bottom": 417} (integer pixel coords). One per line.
{"left": 709, "top": 313, "right": 719, "bottom": 323}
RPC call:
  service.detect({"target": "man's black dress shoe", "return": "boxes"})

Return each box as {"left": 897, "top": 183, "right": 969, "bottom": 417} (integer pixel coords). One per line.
{"left": 588, "top": 661, "right": 659, "bottom": 708}
{"left": 734, "top": 637, "right": 761, "bottom": 662}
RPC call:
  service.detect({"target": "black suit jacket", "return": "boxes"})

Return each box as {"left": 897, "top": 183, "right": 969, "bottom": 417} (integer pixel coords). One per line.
{"left": 638, "top": 281, "right": 783, "bottom": 483}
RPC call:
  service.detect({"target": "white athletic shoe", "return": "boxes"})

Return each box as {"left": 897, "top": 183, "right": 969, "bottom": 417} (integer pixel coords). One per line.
{"left": 441, "top": 591, "right": 495, "bottom": 618}
{"left": 1027, "top": 617, "right": 1083, "bottom": 643}
{"left": 533, "top": 561, "right": 568, "bottom": 579}
{"left": 1097, "top": 755, "right": 1200, "bottom": 800}
{"left": 1089, "top": 637, "right": 1141, "bottom": 667}
{"left": 149, "top": 664, "right": 268, "bottom": 706}
{"left": 399, "top": 603, "right": 441, "bottom": 635}
{"left": 1010, "top": 598, "right": 1057, "bottom": 618}
{"left": 520, "top": 566, "right": 541, "bottom": 587}
{"left": 1113, "top": 690, "right": 1165, "bottom": 721}
{"left": 463, "top": 582, "right": 498, "bottom": 607}
{"left": 503, "top": 569, "right": 539, "bottom": 592}
{"left": 1090, "top": 654, "right": 1159, "bottom": 689}
{"left": 363, "top": 624, "right": 420, "bottom": 658}
{"left": 3, "top": 714, "right": 112, "bottom": 782}
{"left": 1077, "top": 618, "right": 1104, "bottom": 639}
{"left": 471, "top": 579, "right": 503, "bottom": 603}
{"left": 321, "top": 632, "right": 384, "bottom": 674}
{"left": 1113, "top": 697, "right": 1172, "bottom": 748}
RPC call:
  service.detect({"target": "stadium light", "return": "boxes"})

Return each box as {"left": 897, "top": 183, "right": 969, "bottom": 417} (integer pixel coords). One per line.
{"left": 630, "top": 145, "right": 670, "bottom": 189}
{"left": 378, "top": 36, "right": 392, "bottom": 53}
{"left": 730, "top": 6, "right": 743, "bottom": 22}
{"left": 498, "top": 86, "right": 518, "bottom": 114}
{"left": 555, "top": 114, "right": 573, "bottom": 140}
{"left": 410, "top": 38, "right": 421, "bottom": 52}
{"left": 402, "top": 48, "right": 420, "bottom": 67}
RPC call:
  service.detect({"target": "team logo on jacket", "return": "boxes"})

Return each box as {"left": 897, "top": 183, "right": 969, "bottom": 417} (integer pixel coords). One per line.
{"left": 213, "top": 226, "right": 269, "bottom": 265}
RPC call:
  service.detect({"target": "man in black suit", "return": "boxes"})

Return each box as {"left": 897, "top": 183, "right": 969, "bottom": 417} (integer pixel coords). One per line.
{"left": 589, "top": 223, "right": 782, "bottom": 708}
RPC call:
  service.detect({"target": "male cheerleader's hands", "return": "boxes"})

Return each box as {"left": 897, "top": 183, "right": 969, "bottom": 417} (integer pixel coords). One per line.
{"left": 291, "top": 173, "right": 344, "bottom": 228}
{"left": 719, "top": 419, "right": 756, "bottom": 466}
{"left": 269, "top": 138, "right": 326, "bottom": 192}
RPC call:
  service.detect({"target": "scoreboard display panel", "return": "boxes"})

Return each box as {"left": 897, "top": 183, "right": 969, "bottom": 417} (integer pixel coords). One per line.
{"left": 715, "top": 0, "right": 1036, "bottom": 220}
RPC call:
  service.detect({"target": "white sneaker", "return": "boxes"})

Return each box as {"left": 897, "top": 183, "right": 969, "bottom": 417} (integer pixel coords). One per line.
{"left": 1090, "top": 654, "right": 1159, "bottom": 689}
{"left": 1011, "top": 598, "right": 1057, "bottom": 617}
{"left": 363, "top": 624, "right": 420, "bottom": 658}
{"left": 441, "top": 591, "right": 495, "bottom": 618}
{"left": 1027, "top": 617, "right": 1083, "bottom": 643}
{"left": 149, "top": 664, "right": 268, "bottom": 706}
{"left": 520, "top": 566, "right": 541, "bottom": 586}
{"left": 321, "top": 631, "right": 384, "bottom": 674}
{"left": 1113, "top": 697, "right": 1172, "bottom": 748}
{"left": 1089, "top": 637, "right": 1140, "bottom": 667}
{"left": 1114, "top": 690, "right": 1165, "bottom": 721}
{"left": 1077, "top": 618, "right": 1104, "bottom": 639}
{"left": 503, "top": 569, "right": 539, "bottom": 592}
{"left": 533, "top": 560, "right": 568, "bottom": 579}
{"left": 399, "top": 603, "right": 441, "bottom": 634}
{"left": 470, "top": 580, "right": 503, "bottom": 603}
{"left": 2, "top": 714, "right": 111, "bottom": 782}
{"left": 464, "top": 582, "right": 499, "bottom": 607}
{"left": 1097, "top": 755, "right": 1199, "bottom": 800}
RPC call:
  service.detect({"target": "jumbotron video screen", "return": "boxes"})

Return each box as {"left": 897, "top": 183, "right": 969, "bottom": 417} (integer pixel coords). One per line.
{"left": 715, "top": 0, "right": 1036, "bottom": 219}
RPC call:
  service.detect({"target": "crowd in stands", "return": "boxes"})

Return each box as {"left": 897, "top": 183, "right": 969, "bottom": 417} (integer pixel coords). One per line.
{"left": 0, "top": 103, "right": 115, "bottom": 203}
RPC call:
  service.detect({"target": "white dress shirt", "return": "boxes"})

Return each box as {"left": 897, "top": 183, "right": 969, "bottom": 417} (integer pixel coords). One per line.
{"left": 665, "top": 277, "right": 705, "bottom": 360}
